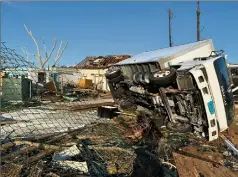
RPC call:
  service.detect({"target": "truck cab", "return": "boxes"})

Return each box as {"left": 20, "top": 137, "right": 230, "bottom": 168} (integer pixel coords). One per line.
{"left": 105, "top": 44, "right": 234, "bottom": 141}
{"left": 175, "top": 55, "right": 234, "bottom": 140}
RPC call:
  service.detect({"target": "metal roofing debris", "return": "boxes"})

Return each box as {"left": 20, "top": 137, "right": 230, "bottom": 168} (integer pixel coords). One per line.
{"left": 115, "top": 39, "right": 214, "bottom": 65}
{"left": 76, "top": 55, "right": 131, "bottom": 69}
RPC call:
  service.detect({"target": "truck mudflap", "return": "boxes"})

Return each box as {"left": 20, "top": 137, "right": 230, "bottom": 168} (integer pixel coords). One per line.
{"left": 189, "top": 68, "right": 219, "bottom": 141}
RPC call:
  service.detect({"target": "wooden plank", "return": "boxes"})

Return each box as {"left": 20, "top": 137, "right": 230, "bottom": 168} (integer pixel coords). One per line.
{"left": 55, "top": 102, "right": 115, "bottom": 111}
{"left": 28, "top": 149, "right": 55, "bottom": 164}
{"left": 173, "top": 152, "right": 237, "bottom": 177}
{"left": 0, "top": 121, "right": 18, "bottom": 125}
{"left": 14, "top": 140, "right": 62, "bottom": 150}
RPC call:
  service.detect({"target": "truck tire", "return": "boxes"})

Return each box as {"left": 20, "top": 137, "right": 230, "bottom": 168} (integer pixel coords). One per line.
{"left": 108, "top": 75, "right": 124, "bottom": 84}
{"left": 133, "top": 72, "right": 142, "bottom": 85}
{"left": 149, "top": 68, "right": 176, "bottom": 86}
{"left": 97, "top": 106, "right": 118, "bottom": 119}
{"left": 142, "top": 72, "right": 150, "bottom": 85}
{"left": 105, "top": 69, "right": 121, "bottom": 80}
{"left": 166, "top": 121, "right": 192, "bottom": 133}
{"left": 138, "top": 72, "right": 145, "bottom": 84}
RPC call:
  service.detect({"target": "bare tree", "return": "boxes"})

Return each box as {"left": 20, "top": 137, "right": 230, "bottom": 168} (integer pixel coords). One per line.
{"left": 53, "top": 41, "right": 68, "bottom": 67}
{"left": 21, "top": 47, "right": 36, "bottom": 64}
{"left": 24, "top": 24, "right": 68, "bottom": 70}
{"left": 21, "top": 48, "right": 30, "bottom": 62}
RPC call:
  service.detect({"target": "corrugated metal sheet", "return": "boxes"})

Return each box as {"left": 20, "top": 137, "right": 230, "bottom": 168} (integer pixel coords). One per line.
{"left": 115, "top": 39, "right": 213, "bottom": 65}
{"left": 76, "top": 55, "right": 131, "bottom": 69}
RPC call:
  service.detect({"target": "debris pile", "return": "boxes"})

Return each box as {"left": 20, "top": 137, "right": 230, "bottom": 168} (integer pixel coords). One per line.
{"left": 1, "top": 106, "right": 238, "bottom": 177}
{"left": 76, "top": 55, "right": 131, "bottom": 69}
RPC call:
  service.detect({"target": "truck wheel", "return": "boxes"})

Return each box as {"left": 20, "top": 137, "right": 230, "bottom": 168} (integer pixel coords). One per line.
{"left": 166, "top": 121, "right": 192, "bottom": 133}
{"left": 149, "top": 68, "right": 176, "bottom": 86}
{"left": 108, "top": 75, "right": 124, "bottom": 84}
{"left": 97, "top": 106, "right": 118, "bottom": 119}
{"left": 132, "top": 72, "right": 142, "bottom": 85}
{"left": 105, "top": 69, "right": 121, "bottom": 80}
{"left": 142, "top": 72, "right": 150, "bottom": 85}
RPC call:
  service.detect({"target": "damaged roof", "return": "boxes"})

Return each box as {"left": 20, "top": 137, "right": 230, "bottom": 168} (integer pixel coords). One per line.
{"left": 76, "top": 55, "right": 131, "bottom": 69}
{"left": 115, "top": 39, "right": 214, "bottom": 65}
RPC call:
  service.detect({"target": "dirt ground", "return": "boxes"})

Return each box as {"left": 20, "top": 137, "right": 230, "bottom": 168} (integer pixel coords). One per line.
{"left": 171, "top": 105, "right": 238, "bottom": 177}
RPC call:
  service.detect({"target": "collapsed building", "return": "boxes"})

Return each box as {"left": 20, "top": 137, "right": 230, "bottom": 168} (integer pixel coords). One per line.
{"left": 74, "top": 55, "right": 131, "bottom": 91}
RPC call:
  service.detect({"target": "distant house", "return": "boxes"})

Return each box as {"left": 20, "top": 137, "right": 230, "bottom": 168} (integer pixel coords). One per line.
{"left": 74, "top": 55, "right": 131, "bottom": 91}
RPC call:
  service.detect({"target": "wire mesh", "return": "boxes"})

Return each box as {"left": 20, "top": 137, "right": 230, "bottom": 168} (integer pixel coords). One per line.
{"left": 0, "top": 43, "right": 182, "bottom": 177}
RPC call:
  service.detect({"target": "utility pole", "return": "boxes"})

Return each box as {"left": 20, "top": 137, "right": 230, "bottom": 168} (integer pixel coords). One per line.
{"left": 196, "top": 1, "right": 201, "bottom": 41}
{"left": 168, "top": 8, "right": 174, "bottom": 47}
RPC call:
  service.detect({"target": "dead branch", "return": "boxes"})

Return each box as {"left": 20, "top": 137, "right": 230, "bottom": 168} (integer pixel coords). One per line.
{"left": 53, "top": 41, "right": 68, "bottom": 66}
{"left": 42, "top": 38, "right": 57, "bottom": 68}
{"left": 24, "top": 24, "right": 43, "bottom": 69}
{"left": 21, "top": 48, "right": 29, "bottom": 62}
{"left": 24, "top": 24, "right": 67, "bottom": 69}
{"left": 88, "top": 145, "right": 134, "bottom": 156}
{"left": 43, "top": 40, "right": 48, "bottom": 60}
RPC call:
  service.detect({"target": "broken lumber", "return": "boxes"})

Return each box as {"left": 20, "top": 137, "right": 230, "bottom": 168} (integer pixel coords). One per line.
{"left": 55, "top": 102, "right": 115, "bottom": 111}
{"left": 0, "top": 120, "right": 18, "bottom": 125}
{"left": 14, "top": 140, "right": 63, "bottom": 150}
{"left": 88, "top": 145, "right": 135, "bottom": 156}
{"left": 76, "top": 135, "right": 106, "bottom": 144}
{"left": 28, "top": 149, "right": 55, "bottom": 164}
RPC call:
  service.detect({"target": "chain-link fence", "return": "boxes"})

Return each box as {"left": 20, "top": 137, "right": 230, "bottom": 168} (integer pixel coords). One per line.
{"left": 0, "top": 43, "right": 182, "bottom": 177}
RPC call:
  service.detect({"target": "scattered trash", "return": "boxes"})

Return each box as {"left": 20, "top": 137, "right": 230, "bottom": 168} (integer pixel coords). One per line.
{"left": 220, "top": 134, "right": 238, "bottom": 156}
{"left": 53, "top": 145, "right": 82, "bottom": 161}
{"left": 54, "top": 160, "right": 88, "bottom": 173}
{"left": 63, "top": 96, "right": 79, "bottom": 102}
{"left": 223, "top": 150, "right": 232, "bottom": 157}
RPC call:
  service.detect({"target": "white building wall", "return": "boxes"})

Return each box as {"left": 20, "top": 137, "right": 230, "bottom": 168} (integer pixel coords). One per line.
{"left": 78, "top": 69, "right": 110, "bottom": 91}
{"left": 60, "top": 73, "right": 83, "bottom": 86}
{"left": 27, "top": 70, "right": 57, "bottom": 83}
{"left": 28, "top": 71, "right": 39, "bottom": 83}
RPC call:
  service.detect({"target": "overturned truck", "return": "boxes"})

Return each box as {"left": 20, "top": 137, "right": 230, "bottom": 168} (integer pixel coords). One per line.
{"left": 104, "top": 39, "right": 235, "bottom": 141}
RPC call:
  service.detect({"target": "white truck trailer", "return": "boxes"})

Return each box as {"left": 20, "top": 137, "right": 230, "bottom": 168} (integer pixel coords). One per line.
{"left": 104, "top": 39, "right": 235, "bottom": 141}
